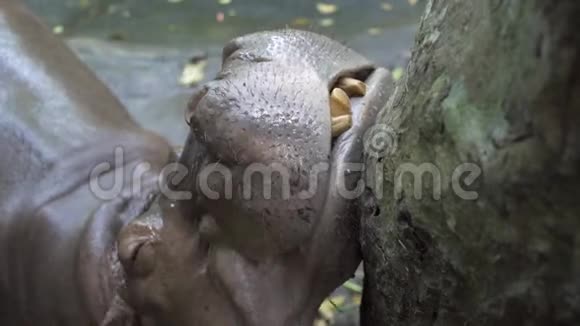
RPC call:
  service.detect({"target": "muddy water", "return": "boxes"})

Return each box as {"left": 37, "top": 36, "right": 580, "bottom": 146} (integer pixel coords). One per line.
{"left": 24, "top": 0, "right": 423, "bottom": 47}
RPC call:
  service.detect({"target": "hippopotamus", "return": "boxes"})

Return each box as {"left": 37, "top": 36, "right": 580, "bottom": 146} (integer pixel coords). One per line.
{"left": 0, "top": 1, "right": 172, "bottom": 325}
{"left": 117, "top": 30, "right": 394, "bottom": 325}
{"left": 0, "top": 1, "right": 393, "bottom": 325}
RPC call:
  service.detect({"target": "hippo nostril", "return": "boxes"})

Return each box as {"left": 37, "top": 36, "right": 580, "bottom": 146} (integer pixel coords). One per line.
{"left": 129, "top": 241, "right": 145, "bottom": 263}
{"left": 118, "top": 236, "right": 146, "bottom": 265}
{"left": 119, "top": 238, "right": 157, "bottom": 277}
{"left": 118, "top": 226, "right": 158, "bottom": 277}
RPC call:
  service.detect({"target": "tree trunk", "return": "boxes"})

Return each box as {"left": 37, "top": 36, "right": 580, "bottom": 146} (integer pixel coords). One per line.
{"left": 360, "top": 0, "right": 580, "bottom": 325}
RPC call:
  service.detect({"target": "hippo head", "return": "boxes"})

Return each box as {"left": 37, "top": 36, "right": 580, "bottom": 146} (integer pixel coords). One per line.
{"left": 116, "top": 30, "right": 393, "bottom": 326}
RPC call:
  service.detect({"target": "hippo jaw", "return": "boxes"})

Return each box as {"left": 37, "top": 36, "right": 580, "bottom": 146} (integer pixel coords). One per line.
{"left": 115, "top": 198, "right": 240, "bottom": 326}
{"left": 116, "top": 198, "right": 324, "bottom": 326}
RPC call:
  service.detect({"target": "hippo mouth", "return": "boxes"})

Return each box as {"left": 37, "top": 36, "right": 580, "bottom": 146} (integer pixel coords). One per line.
{"left": 179, "top": 66, "right": 392, "bottom": 257}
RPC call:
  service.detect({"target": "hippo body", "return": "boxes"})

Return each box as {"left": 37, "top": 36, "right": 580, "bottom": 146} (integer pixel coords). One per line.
{"left": 0, "top": 2, "right": 171, "bottom": 325}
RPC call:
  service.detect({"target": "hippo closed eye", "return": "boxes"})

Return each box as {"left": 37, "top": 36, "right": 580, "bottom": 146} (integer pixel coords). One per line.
{"left": 118, "top": 29, "right": 394, "bottom": 325}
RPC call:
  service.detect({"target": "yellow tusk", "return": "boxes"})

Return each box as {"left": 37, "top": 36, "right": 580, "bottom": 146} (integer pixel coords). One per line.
{"left": 336, "top": 77, "right": 367, "bottom": 97}
{"left": 331, "top": 114, "right": 352, "bottom": 137}
{"left": 330, "top": 88, "right": 351, "bottom": 117}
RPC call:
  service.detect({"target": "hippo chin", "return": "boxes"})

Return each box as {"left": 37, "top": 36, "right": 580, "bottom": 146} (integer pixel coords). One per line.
{"left": 117, "top": 30, "right": 394, "bottom": 325}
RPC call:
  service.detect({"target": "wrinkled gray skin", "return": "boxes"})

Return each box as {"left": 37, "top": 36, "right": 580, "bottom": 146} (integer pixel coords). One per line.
{"left": 0, "top": 1, "right": 393, "bottom": 325}
{"left": 120, "top": 30, "right": 394, "bottom": 325}
{"left": 0, "top": 1, "right": 172, "bottom": 325}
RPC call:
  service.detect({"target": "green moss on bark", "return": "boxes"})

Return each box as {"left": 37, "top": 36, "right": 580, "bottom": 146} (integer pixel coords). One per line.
{"left": 361, "top": 0, "right": 580, "bottom": 325}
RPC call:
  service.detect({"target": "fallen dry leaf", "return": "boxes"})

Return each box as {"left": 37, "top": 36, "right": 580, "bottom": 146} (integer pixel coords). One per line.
{"left": 79, "top": 0, "right": 90, "bottom": 9}
{"left": 381, "top": 2, "right": 393, "bottom": 11}
{"left": 316, "top": 2, "right": 338, "bottom": 15}
{"left": 313, "top": 319, "right": 328, "bottom": 326}
{"left": 179, "top": 57, "right": 208, "bottom": 86}
{"left": 342, "top": 280, "right": 362, "bottom": 293}
{"left": 318, "top": 295, "right": 346, "bottom": 322}
{"left": 352, "top": 294, "right": 362, "bottom": 305}
{"left": 292, "top": 17, "right": 311, "bottom": 27}
{"left": 52, "top": 25, "right": 64, "bottom": 34}
{"left": 318, "top": 18, "right": 334, "bottom": 27}
{"left": 368, "top": 27, "right": 383, "bottom": 36}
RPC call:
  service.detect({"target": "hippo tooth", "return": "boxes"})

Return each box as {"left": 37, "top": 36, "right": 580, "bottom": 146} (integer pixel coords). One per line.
{"left": 331, "top": 114, "right": 352, "bottom": 137}
{"left": 337, "top": 77, "right": 367, "bottom": 97}
{"left": 330, "top": 88, "right": 351, "bottom": 117}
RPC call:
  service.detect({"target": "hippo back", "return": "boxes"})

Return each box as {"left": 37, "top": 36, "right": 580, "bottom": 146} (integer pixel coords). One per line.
{"left": 0, "top": 0, "right": 140, "bottom": 203}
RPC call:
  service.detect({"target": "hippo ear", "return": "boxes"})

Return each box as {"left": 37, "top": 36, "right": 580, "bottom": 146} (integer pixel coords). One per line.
{"left": 100, "top": 295, "right": 139, "bottom": 326}
{"left": 117, "top": 218, "right": 160, "bottom": 278}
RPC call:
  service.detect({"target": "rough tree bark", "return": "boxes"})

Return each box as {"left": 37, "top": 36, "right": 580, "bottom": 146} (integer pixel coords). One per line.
{"left": 360, "top": 0, "right": 580, "bottom": 325}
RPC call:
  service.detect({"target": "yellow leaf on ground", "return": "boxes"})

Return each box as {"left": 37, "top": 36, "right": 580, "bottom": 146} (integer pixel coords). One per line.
{"left": 52, "top": 25, "right": 64, "bottom": 34}
{"left": 329, "top": 295, "right": 346, "bottom": 307}
{"left": 318, "top": 295, "right": 345, "bottom": 321}
{"left": 218, "top": 0, "right": 232, "bottom": 5}
{"left": 368, "top": 27, "right": 383, "bottom": 36}
{"left": 167, "top": 0, "right": 183, "bottom": 3}
{"left": 342, "top": 280, "right": 363, "bottom": 293}
{"left": 292, "top": 17, "right": 311, "bottom": 27}
{"left": 179, "top": 59, "right": 208, "bottom": 86}
{"left": 319, "top": 18, "right": 334, "bottom": 27}
{"left": 408, "top": 0, "right": 418, "bottom": 6}
{"left": 316, "top": 3, "right": 338, "bottom": 15}
{"left": 352, "top": 294, "right": 362, "bottom": 305}
{"left": 381, "top": 2, "right": 393, "bottom": 11}
{"left": 313, "top": 319, "right": 328, "bottom": 326}
{"left": 79, "top": 0, "right": 90, "bottom": 9}
{"left": 318, "top": 301, "right": 335, "bottom": 321}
